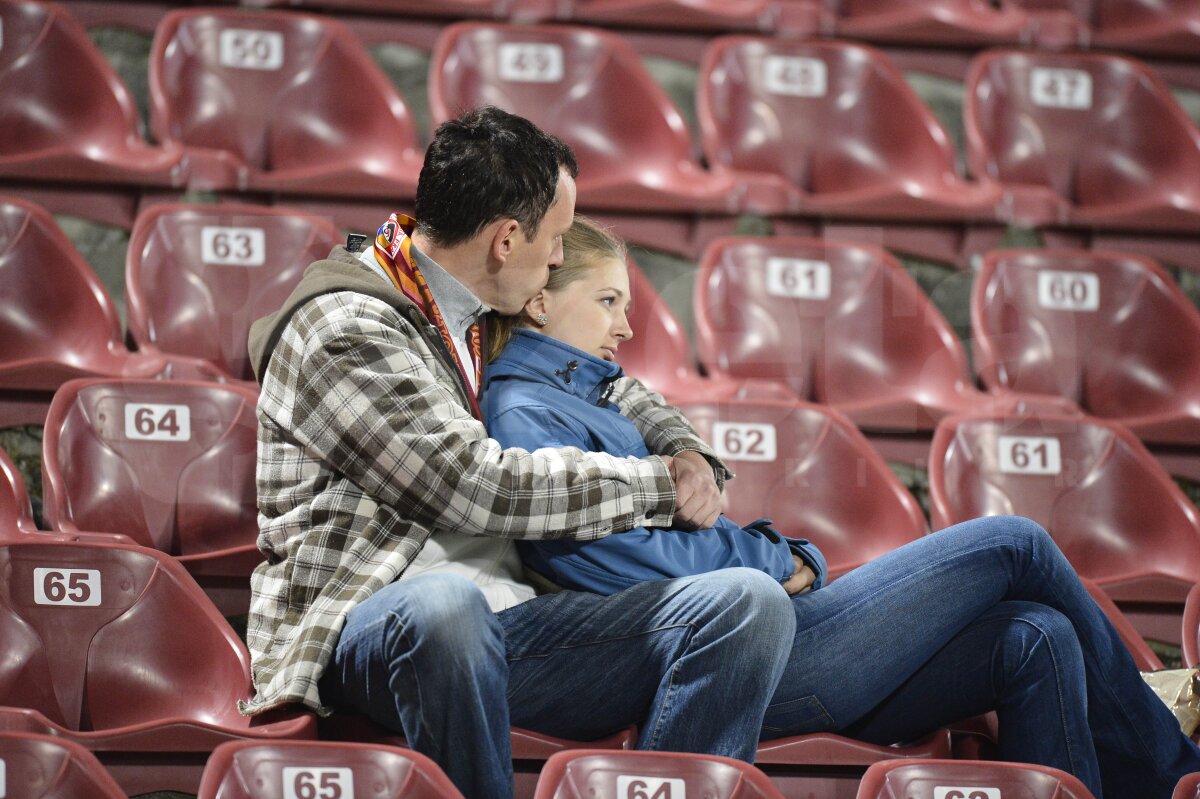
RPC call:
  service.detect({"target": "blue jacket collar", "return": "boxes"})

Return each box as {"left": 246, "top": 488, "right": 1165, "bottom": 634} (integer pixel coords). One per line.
{"left": 486, "top": 328, "right": 623, "bottom": 405}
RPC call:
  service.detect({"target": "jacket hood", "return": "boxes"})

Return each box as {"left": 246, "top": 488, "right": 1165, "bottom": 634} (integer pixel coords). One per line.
{"left": 247, "top": 245, "right": 421, "bottom": 382}
{"left": 485, "top": 328, "right": 623, "bottom": 406}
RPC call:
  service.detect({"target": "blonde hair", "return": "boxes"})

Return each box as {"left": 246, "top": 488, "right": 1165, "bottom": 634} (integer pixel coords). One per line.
{"left": 487, "top": 216, "right": 628, "bottom": 362}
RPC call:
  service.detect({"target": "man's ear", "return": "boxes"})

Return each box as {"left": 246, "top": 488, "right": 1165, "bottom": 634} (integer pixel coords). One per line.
{"left": 489, "top": 219, "right": 522, "bottom": 265}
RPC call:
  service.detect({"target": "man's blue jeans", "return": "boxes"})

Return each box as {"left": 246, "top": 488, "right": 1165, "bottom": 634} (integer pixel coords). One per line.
{"left": 763, "top": 515, "right": 1200, "bottom": 799}
{"left": 320, "top": 567, "right": 796, "bottom": 799}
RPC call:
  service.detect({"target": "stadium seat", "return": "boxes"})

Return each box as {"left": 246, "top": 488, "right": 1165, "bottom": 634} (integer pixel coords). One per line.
{"left": 929, "top": 411, "right": 1200, "bottom": 605}
{"left": 1081, "top": 576, "right": 1163, "bottom": 671}
{"left": 1176, "top": 771, "right": 1200, "bottom": 799}
{"left": 964, "top": 50, "right": 1200, "bottom": 231}
{"left": 571, "top": 0, "right": 822, "bottom": 34}
{"left": 41, "top": 378, "right": 263, "bottom": 602}
{"left": 247, "top": 0, "right": 495, "bottom": 19}
{"left": 856, "top": 758, "right": 1097, "bottom": 799}
{"left": 430, "top": 22, "right": 747, "bottom": 214}
{"left": 0, "top": 448, "right": 37, "bottom": 536}
{"left": 616, "top": 257, "right": 706, "bottom": 400}
{"left": 534, "top": 749, "right": 785, "bottom": 799}
{"left": 0, "top": 196, "right": 219, "bottom": 428}
{"left": 0, "top": 731, "right": 128, "bottom": 799}
{"left": 0, "top": 540, "right": 315, "bottom": 795}
{"left": 972, "top": 248, "right": 1200, "bottom": 446}
{"left": 694, "top": 237, "right": 1066, "bottom": 432}
{"left": 833, "top": 0, "right": 1028, "bottom": 46}
{"left": 1091, "top": 1, "right": 1200, "bottom": 58}
{"left": 125, "top": 203, "right": 341, "bottom": 383}
{"left": 318, "top": 713, "right": 636, "bottom": 799}
{"left": 698, "top": 37, "right": 1001, "bottom": 221}
{"left": 149, "top": 8, "right": 424, "bottom": 198}
{"left": 1004, "top": 0, "right": 1200, "bottom": 57}
{"left": 1184, "top": 583, "right": 1200, "bottom": 668}
{"left": 0, "top": 0, "right": 183, "bottom": 187}
{"left": 674, "top": 394, "right": 927, "bottom": 578}
{"left": 198, "top": 740, "right": 463, "bottom": 799}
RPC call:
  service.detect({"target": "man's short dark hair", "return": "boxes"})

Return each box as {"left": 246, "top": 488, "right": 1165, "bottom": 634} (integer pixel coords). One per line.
{"left": 414, "top": 107, "right": 579, "bottom": 247}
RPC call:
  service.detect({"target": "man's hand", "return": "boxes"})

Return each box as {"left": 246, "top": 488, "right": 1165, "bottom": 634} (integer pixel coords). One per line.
{"left": 667, "top": 450, "right": 722, "bottom": 530}
{"left": 782, "top": 555, "right": 816, "bottom": 596}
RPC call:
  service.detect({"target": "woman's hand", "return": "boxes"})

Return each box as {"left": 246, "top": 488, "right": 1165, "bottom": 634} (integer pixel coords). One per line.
{"left": 666, "top": 450, "right": 722, "bottom": 530}
{"left": 782, "top": 556, "right": 817, "bottom": 595}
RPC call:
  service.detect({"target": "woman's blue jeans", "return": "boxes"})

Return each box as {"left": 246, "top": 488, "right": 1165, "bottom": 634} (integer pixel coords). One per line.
{"left": 320, "top": 566, "right": 796, "bottom": 799}
{"left": 321, "top": 517, "right": 1200, "bottom": 799}
{"left": 764, "top": 515, "right": 1200, "bottom": 799}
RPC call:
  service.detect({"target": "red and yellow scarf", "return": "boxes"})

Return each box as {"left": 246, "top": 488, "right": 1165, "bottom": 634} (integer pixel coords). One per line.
{"left": 373, "top": 213, "right": 484, "bottom": 420}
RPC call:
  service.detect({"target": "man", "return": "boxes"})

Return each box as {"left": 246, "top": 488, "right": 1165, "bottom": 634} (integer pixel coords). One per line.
{"left": 242, "top": 106, "right": 796, "bottom": 798}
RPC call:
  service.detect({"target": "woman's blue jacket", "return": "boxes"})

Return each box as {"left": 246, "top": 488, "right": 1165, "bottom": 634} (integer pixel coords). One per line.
{"left": 482, "top": 328, "right": 827, "bottom": 596}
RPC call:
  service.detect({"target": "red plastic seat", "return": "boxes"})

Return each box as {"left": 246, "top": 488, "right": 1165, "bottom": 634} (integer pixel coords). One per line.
{"left": 1184, "top": 583, "right": 1200, "bottom": 668}
{"left": 534, "top": 749, "right": 785, "bottom": 799}
{"left": 973, "top": 249, "right": 1200, "bottom": 446}
{"left": 198, "top": 740, "right": 464, "bottom": 799}
{"left": 0, "top": 732, "right": 128, "bottom": 799}
{"left": 41, "top": 379, "right": 263, "bottom": 600}
{"left": 0, "top": 1, "right": 183, "bottom": 187}
{"left": 698, "top": 37, "right": 1001, "bottom": 221}
{"left": 0, "top": 540, "right": 315, "bottom": 795}
{"left": 675, "top": 394, "right": 927, "bottom": 578}
{"left": 126, "top": 203, "right": 341, "bottom": 383}
{"left": 1081, "top": 576, "right": 1163, "bottom": 671}
{"left": 247, "top": 0, "right": 495, "bottom": 18}
{"left": 965, "top": 49, "right": 1200, "bottom": 231}
{"left": 856, "top": 758, "right": 1097, "bottom": 799}
{"left": 929, "top": 411, "right": 1200, "bottom": 605}
{"left": 833, "top": 0, "right": 1028, "bottom": 46}
{"left": 0, "top": 196, "right": 217, "bottom": 427}
{"left": 615, "top": 256, "right": 706, "bottom": 400}
{"left": 318, "top": 713, "right": 636, "bottom": 799}
{"left": 571, "top": 0, "right": 828, "bottom": 34}
{"left": 0, "top": 447, "right": 37, "bottom": 536}
{"left": 430, "top": 22, "right": 744, "bottom": 214}
{"left": 149, "top": 8, "right": 423, "bottom": 199}
{"left": 1004, "top": 0, "right": 1200, "bottom": 56}
{"left": 695, "top": 237, "right": 1029, "bottom": 432}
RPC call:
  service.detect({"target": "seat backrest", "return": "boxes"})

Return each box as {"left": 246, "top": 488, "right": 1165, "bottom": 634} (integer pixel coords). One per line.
{"left": 965, "top": 50, "right": 1200, "bottom": 206}
{"left": 0, "top": 447, "right": 36, "bottom": 536}
{"left": 674, "top": 396, "right": 927, "bottom": 571}
{"left": 41, "top": 379, "right": 259, "bottom": 558}
{"left": 535, "top": 750, "right": 785, "bottom": 799}
{"left": 431, "top": 22, "right": 695, "bottom": 184}
{"left": 695, "top": 236, "right": 973, "bottom": 406}
{"left": 615, "top": 257, "right": 698, "bottom": 393}
{"left": 0, "top": 1, "right": 146, "bottom": 159}
{"left": 699, "top": 37, "right": 960, "bottom": 193}
{"left": 126, "top": 203, "right": 341, "bottom": 381}
{"left": 0, "top": 732, "right": 127, "bottom": 799}
{"left": 198, "top": 740, "right": 464, "bottom": 799}
{"left": 856, "top": 758, "right": 1097, "bottom": 799}
{"left": 0, "top": 197, "right": 125, "bottom": 381}
{"left": 0, "top": 541, "right": 248, "bottom": 733}
{"left": 150, "top": 8, "right": 420, "bottom": 172}
{"left": 929, "top": 412, "right": 1200, "bottom": 585}
{"left": 972, "top": 249, "right": 1200, "bottom": 420}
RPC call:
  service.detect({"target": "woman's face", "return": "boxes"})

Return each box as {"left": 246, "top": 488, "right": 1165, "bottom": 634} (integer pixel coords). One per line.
{"left": 533, "top": 257, "right": 633, "bottom": 362}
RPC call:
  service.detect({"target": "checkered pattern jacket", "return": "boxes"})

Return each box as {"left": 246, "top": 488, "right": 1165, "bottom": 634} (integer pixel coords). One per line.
{"left": 240, "top": 248, "right": 727, "bottom": 716}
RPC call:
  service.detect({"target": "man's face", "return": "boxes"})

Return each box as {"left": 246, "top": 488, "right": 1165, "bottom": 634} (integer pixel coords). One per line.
{"left": 491, "top": 169, "right": 577, "bottom": 315}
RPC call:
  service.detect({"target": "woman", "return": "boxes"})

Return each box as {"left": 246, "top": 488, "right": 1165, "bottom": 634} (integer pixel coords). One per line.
{"left": 482, "top": 217, "right": 1200, "bottom": 798}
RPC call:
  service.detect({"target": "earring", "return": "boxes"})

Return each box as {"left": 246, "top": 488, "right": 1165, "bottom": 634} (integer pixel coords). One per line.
{"left": 535, "top": 313, "right": 548, "bottom": 326}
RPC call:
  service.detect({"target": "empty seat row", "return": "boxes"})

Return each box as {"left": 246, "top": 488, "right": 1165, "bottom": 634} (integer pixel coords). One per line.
{"left": 7, "top": 192, "right": 1200, "bottom": 450}
{"left": 4, "top": 3, "right": 1199, "bottom": 230}
{"left": 254, "top": 0, "right": 1200, "bottom": 57}
{"left": 6, "top": 730, "right": 1146, "bottom": 799}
